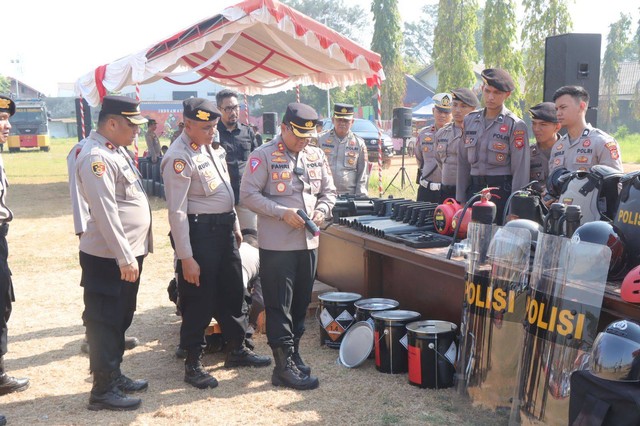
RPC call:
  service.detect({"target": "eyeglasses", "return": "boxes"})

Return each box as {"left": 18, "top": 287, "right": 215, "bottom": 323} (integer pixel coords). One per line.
{"left": 222, "top": 105, "right": 240, "bottom": 113}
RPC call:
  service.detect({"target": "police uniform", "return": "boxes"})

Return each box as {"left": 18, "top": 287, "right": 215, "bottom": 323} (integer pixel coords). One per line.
{"left": 67, "top": 138, "right": 90, "bottom": 235}
{"left": 528, "top": 102, "right": 559, "bottom": 183}
{"left": 240, "top": 103, "right": 336, "bottom": 390}
{"left": 415, "top": 93, "right": 452, "bottom": 203}
{"left": 317, "top": 104, "right": 368, "bottom": 196}
{"left": 435, "top": 88, "right": 479, "bottom": 201}
{"left": 457, "top": 69, "right": 530, "bottom": 224}
{"left": 161, "top": 98, "right": 269, "bottom": 390}
{"left": 145, "top": 123, "right": 161, "bottom": 163}
{"left": 549, "top": 126, "right": 623, "bottom": 173}
{"left": 76, "top": 96, "right": 152, "bottom": 410}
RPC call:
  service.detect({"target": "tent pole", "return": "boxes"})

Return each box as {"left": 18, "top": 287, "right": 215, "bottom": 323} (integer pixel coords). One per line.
{"left": 376, "top": 85, "right": 383, "bottom": 198}
{"left": 79, "top": 95, "right": 86, "bottom": 140}
{"left": 244, "top": 93, "right": 249, "bottom": 125}
{"left": 296, "top": 85, "right": 300, "bottom": 103}
{"left": 134, "top": 83, "right": 140, "bottom": 168}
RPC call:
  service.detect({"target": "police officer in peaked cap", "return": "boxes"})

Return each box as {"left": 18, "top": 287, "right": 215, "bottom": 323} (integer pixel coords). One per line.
{"left": 0, "top": 95, "right": 29, "bottom": 426}
{"left": 316, "top": 103, "right": 369, "bottom": 197}
{"left": 161, "top": 98, "right": 270, "bottom": 391}
{"left": 240, "top": 102, "right": 336, "bottom": 390}
{"left": 457, "top": 68, "right": 530, "bottom": 225}
{"left": 75, "top": 95, "right": 152, "bottom": 411}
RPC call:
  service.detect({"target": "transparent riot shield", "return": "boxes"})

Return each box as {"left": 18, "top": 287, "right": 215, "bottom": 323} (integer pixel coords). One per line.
{"left": 457, "top": 223, "right": 532, "bottom": 412}
{"left": 509, "top": 233, "right": 611, "bottom": 426}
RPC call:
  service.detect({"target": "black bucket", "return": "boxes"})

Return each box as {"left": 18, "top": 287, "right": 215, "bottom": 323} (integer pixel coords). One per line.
{"left": 317, "top": 292, "right": 361, "bottom": 349}
{"left": 354, "top": 298, "right": 400, "bottom": 358}
{"left": 406, "top": 320, "right": 458, "bottom": 389}
{"left": 371, "top": 310, "right": 421, "bottom": 374}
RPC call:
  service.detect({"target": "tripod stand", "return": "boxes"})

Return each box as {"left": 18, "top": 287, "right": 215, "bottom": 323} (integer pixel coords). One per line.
{"left": 384, "top": 137, "right": 415, "bottom": 193}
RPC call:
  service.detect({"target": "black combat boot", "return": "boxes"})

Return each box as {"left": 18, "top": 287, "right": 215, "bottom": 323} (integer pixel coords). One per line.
{"left": 114, "top": 369, "right": 148, "bottom": 393}
{"left": 184, "top": 348, "right": 218, "bottom": 389}
{"left": 292, "top": 338, "right": 311, "bottom": 376}
{"left": 82, "top": 336, "right": 139, "bottom": 354}
{"left": 224, "top": 341, "right": 271, "bottom": 368}
{"left": 271, "top": 346, "right": 319, "bottom": 390}
{"left": 88, "top": 371, "right": 141, "bottom": 411}
{"left": 0, "top": 356, "right": 29, "bottom": 396}
{"left": 0, "top": 413, "right": 6, "bottom": 426}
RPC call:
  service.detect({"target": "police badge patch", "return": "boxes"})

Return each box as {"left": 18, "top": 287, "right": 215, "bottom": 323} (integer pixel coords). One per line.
{"left": 250, "top": 157, "right": 262, "bottom": 172}
{"left": 91, "top": 161, "right": 106, "bottom": 177}
{"left": 174, "top": 159, "right": 186, "bottom": 174}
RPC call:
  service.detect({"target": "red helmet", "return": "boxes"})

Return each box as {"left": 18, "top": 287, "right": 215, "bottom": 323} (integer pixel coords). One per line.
{"left": 621, "top": 265, "right": 640, "bottom": 303}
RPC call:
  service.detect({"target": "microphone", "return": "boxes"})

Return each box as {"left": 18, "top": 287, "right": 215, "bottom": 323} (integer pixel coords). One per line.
{"left": 297, "top": 209, "right": 320, "bottom": 236}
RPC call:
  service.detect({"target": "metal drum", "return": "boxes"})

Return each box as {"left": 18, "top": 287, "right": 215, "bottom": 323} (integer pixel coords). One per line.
{"left": 371, "top": 310, "right": 421, "bottom": 374}
{"left": 355, "top": 298, "right": 399, "bottom": 358}
{"left": 317, "top": 292, "right": 361, "bottom": 349}
{"left": 406, "top": 320, "right": 458, "bottom": 389}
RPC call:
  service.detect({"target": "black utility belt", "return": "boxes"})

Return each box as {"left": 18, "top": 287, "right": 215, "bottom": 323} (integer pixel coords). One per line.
{"left": 441, "top": 184, "right": 456, "bottom": 192}
{"left": 188, "top": 212, "right": 236, "bottom": 225}
{"left": 470, "top": 175, "right": 512, "bottom": 186}
{"left": 0, "top": 222, "right": 8, "bottom": 237}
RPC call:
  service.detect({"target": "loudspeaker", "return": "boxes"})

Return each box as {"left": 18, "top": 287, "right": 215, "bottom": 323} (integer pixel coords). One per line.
{"left": 544, "top": 33, "right": 601, "bottom": 106}
{"left": 263, "top": 112, "right": 278, "bottom": 135}
{"left": 75, "top": 98, "right": 92, "bottom": 141}
{"left": 392, "top": 107, "right": 412, "bottom": 139}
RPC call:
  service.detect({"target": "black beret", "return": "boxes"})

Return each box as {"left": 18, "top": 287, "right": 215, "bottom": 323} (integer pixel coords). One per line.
{"left": 283, "top": 102, "right": 318, "bottom": 138}
{"left": 333, "top": 103, "right": 354, "bottom": 118}
{"left": 101, "top": 95, "right": 147, "bottom": 124}
{"left": 529, "top": 102, "right": 558, "bottom": 123}
{"left": 481, "top": 68, "right": 515, "bottom": 92}
{"left": 0, "top": 95, "right": 15, "bottom": 117}
{"left": 183, "top": 98, "right": 221, "bottom": 122}
{"left": 451, "top": 88, "right": 479, "bottom": 108}
{"left": 147, "top": 118, "right": 157, "bottom": 125}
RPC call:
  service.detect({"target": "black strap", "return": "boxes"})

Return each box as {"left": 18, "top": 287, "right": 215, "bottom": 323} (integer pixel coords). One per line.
{"left": 572, "top": 393, "right": 611, "bottom": 426}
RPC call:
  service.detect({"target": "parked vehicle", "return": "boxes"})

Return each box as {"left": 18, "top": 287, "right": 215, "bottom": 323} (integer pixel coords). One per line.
{"left": 7, "top": 99, "right": 51, "bottom": 153}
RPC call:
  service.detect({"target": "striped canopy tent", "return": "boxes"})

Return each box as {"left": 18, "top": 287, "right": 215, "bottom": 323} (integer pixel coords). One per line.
{"left": 74, "top": 0, "right": 384, "bottom": 106}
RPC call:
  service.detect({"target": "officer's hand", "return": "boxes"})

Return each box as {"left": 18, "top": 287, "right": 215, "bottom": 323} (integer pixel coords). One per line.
{"left": 182, "top": 257, "right": 200, "bottom": 287}
{"left": 311, "top": 210, "right": 325, "bottom": 226}
{"left": 120, "top": 262, "right": 139, "bottom": 283}
{"left": 234, "top": 229, "right": 243, "bottom": 247}
{"left": 283, "top": 208, "right": 305, "bottom": 230}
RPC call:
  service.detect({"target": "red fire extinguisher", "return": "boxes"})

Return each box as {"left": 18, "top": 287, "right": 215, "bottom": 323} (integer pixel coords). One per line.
{"left": 434, "top": 198, "right": 462, "bottom": 235}
{"left": 471, "top": 187, "right": 498, "bottom": 225}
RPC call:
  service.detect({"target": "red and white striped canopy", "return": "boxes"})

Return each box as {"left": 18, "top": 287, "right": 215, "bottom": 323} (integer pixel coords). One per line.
{"left": 75, "top": 0, "right": 384, "bottom": 107}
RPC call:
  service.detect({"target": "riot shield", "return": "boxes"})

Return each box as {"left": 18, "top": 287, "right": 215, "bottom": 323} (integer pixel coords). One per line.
{"left": 457, "top": 223, "right": 532, "bottom": 412}
{"left": 509, "top": 233, "right": 611, "bottom": 426}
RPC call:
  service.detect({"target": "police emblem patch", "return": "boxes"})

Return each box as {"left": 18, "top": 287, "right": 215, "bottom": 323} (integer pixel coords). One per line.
{"left": 173, "top": 159, "right": 186, "bottom": 174}
{"left": 496, "top": 153, "right": 506, "bottom": 162}
{"left": 576, "top": 156, "right": 588, "bottom": 163}
{"left": 250, "top": 157, "right": 262, "bottom": 173}
{"left": 91, "top": 161, "right": 106, "bottom": 177}
{"left": 276, "top": 182, "right": 286, "bottom": 193}
{"left": 583, "top": 139, "right": 591, "bottom": 147}
{"left": 514, "top": 137, "right": 524, "bottom": 149}
{"left": 500, "top": 124, "right": 508, "bottom": 133}
{"left": 309, "top": 170, "right": 317, "bottom": 179}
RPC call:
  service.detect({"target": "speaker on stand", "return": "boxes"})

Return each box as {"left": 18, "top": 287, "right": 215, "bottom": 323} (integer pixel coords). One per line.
{"left": 385, "top": 107, "right": 415, "bottom": 193}
{"left": 262, "top": 112, "right": 278, "bottom": 142}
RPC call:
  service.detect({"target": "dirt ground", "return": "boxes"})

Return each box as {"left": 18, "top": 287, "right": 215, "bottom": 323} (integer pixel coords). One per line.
{"left": 0, "top": 153, "right": 520, "bottom": 425}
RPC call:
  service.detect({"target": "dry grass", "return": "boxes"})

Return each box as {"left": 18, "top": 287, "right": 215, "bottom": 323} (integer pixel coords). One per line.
{"left": 0, "top": 140, "right": 509, "bottom": 425}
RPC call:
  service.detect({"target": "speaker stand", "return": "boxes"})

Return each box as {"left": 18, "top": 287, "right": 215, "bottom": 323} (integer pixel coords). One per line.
{"left": 384, "top": 137, "right": 414, "bottom": 194}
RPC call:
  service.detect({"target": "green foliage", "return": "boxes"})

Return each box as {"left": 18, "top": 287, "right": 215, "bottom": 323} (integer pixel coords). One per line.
{"left": 615, "top": 125, "right": 630, "bottom": 140}
{"left": 371, "top": 0, "right": 405, "bottom": 120}
{"left": 618, "top": 133, "right": 640, "bottom": 163}
{"left": 601, "top": 14, "right": 633, "bottom": 128}
{"left": 483, "top": 0, "right": 526, "bottom": 116}
{"left": 403, "top": 4, "right": 438, "bottom": 66}
{"left": 0, "top": 75, "right": 9, "bottom": 94}
{"left": 433, "top": 0, "right": 479, "bottom": 92}
{"left": 474, "top": 8, "right": 485, "bottom": 59}
{"left": 521, "top": 0, "right": 572, "bottom": 111}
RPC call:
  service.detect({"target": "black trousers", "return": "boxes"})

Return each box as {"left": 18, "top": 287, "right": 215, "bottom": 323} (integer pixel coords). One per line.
{"left": 80, "top": 252, "right": 142, "bottom": 374}
{"left": 0, "top": 233, "right": 14, "bottom": 357}
{"left": 416, "top": 185, "right": 440, "bottom": 203}
{"left": 176, "top": 223, "right": 246, "bottom": 351}
{"left": 259, "top": 249, "right": 317, "bottom": 348}
{"left": 440, "top": 185, "right": 456, "bottom": 203}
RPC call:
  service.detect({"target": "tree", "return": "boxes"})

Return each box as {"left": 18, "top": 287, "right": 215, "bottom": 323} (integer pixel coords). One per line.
{"left": 521, "top": 0, "right": 572, "bottom": 110}
{"left": 371, "top": 0, "right": 405, "bottom": 120}
{"left": 601, "top": 14, "right": 632, "bottom": 130}
{"left": 433, "top": 0, "right": 479, "bottom": 93}
{"left": 483, "top": 0, "right": 526, "bottom": 116}
{"left": 403, "top": 4, "right": 438, "bottom": 66}
{"left": 0, "top": 75, "right": 9, "bottom": 94}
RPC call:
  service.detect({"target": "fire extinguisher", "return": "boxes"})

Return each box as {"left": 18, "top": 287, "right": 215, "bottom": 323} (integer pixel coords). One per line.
{"left": 434, "top": 198, "right": 462, "bottom": 235}
{"left": 447, "top": 187, "right": 498, "bottom": 259}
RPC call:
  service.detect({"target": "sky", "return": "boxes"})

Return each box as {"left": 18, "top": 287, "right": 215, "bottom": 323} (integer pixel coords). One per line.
{"left": 2, "top": 0, "right": 638, "bottom": 96}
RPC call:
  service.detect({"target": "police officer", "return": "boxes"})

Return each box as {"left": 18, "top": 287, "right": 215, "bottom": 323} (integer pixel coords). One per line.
{"left": 415, "top": 93, "right": 452, "bottom": 202}
{"left": 145, "top": 119, "right": 162, "bottom": 163}
{"left": 161, "top": 98, "right": 270, "bottom": 390}
{"left": 457, "top": 68, "right": 530, "bottom": 225}
{"left": 317, "top": 103, "right": 368, "bottom": 197}
{"left": 0, "top": 96, "right": 29, "bottom": 426}
{"left": 240, "top": 103, "right": 336, "bottom": 390}
{"left": 529, "top": 102, "right": 561, "bottom": 183}
{"left": 67, "top": 131, "right": 140, "bottom": 355}
{"left": 549, "top": 85, "right": 623, "bottom": 173}
{"left": 435, "top": 88, "right": 479, "bottom": 201}
{"left": 75, "top": 95, "right": 152, "bottom": 411}
{"left": 216, "top": 89, "right": 260, "bottom": 230}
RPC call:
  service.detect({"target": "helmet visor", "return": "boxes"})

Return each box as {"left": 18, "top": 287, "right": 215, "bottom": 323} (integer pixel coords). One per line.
{"left": 589, "top": 332, "right": 640, "bottom": 382}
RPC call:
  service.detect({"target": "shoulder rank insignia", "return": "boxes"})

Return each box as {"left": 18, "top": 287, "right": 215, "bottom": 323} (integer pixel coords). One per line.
{"left": 105, "top": 142, "right": 116, "bottom": 150}
{"left": 190, "top": 142, "right": 199, "bottom": 151}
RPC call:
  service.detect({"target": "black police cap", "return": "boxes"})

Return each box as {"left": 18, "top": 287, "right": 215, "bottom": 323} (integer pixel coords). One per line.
{"left": 333, "top": 103, "right": 354, "bottom": 118}
{"left": 451, "top": 88, "right": 479, "bottom": 108}
{"left": 529, "top": 102, "right": 558, "bottom": 123}
{"left": 0, "top": 95, "right": 15, "bottom": 117}
{"left": 283, "top": 102, "right": 318, "bottom": 138}
{"left": 183, "top": 98, "right": 221, "bottom": 122}
{"left": 101, "top": 95, "right": 147, "bottom": 125}
{"left": 481, "top": 68, "right": 515, "bottom": 92}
